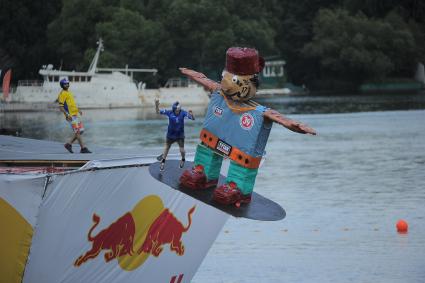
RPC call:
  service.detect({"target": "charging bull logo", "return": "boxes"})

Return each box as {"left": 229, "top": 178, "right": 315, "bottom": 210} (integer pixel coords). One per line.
{"left": 74, "top": 195, "right": 196, "bottom": 271}
{"left": 138, "top": 206, "right": 195, "bottom": 257}
{"left": 74, "top": 213, "right": 136, "bottom": 266}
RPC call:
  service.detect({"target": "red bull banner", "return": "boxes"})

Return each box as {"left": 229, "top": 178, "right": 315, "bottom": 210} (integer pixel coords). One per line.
{"left": 23, "top": 167, "right": 229, "bottom": 283}
{"left": 0, "top": 174, "right": 46, "bottom": 283}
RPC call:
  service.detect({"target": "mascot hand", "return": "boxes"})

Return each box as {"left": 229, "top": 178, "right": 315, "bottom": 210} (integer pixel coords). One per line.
{"left": 286, "top": 120, "right": 316, "bottom": 135}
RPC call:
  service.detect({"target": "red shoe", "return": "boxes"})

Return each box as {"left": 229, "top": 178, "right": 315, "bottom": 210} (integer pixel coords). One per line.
{"left": 213, "top": 182, "right": 251, "bottom": 207}
{"left": 180, "top": 165, "right": 209, "bottom": 190}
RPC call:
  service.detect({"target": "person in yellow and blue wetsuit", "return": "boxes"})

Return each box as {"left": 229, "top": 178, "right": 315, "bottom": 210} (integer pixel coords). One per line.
{"left": 57, "top": 78, "right": 91, "bottom": 154}
{"left": 155, "top": 98, "right": 195, "bottom": 171}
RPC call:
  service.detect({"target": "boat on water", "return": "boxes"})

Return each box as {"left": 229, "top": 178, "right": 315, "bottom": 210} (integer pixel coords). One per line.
{"left": 256, "top": 57, "right": 309, "bottom": 98}
{"left": 5, "top": 39, "right": 210, "bottom": 110}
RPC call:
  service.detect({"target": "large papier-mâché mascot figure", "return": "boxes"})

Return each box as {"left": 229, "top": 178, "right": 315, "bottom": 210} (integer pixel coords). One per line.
{"left": 179, "top": 47, "right": 316, "bottom": 206}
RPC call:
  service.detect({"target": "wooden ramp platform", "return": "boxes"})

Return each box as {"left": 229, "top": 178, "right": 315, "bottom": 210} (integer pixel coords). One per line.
{"left": 0, "top": 134, "right": 285, "bottom": 221}
{"left": 0, "top": 135, "right": 181, "bottom": 167}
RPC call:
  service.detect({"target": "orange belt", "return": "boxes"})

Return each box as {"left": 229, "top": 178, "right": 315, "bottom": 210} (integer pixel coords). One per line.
{"left": 200, "top": 128, "right": 261, "bottom": 169}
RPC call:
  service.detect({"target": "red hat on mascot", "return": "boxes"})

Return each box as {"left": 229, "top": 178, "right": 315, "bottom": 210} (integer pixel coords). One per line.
{"left": 225, "top": 47, "right": 265, "bottom": 75}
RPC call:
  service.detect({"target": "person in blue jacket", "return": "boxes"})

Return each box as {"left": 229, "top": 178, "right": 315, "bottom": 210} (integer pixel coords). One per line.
{"left": 155, "top": 98, "right": 195, "bottom": 171}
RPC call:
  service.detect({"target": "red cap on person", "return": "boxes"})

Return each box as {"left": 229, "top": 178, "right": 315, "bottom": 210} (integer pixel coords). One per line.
{"left": 225, "top": 47, "right": 265, "bottom": 75}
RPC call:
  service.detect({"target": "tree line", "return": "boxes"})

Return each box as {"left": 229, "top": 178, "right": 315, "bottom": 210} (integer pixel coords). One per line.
{"left": 1, "top": 0, "right": 424, "bottom": 90}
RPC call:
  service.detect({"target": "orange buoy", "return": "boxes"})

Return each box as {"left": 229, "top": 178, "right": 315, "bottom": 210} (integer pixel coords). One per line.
{"left": 396, "top": 220, "right": 408, "bottom": 233}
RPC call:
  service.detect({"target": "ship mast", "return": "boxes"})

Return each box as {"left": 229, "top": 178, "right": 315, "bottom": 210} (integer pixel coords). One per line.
{"left": 88, "top": 38, "right": 104, "bottom": 75}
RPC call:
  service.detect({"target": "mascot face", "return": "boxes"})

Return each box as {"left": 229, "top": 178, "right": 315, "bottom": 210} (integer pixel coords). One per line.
{"left": 221, "top": 70, "right": 258, "bottom": 101}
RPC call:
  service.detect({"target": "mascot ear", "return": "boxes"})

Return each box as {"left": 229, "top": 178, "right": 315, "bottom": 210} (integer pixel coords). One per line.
{"left": 259, "top": 56, "right": 265, "bottom": 73}
{"left": 250, "top": 74, "right": 260, "bottom": 88}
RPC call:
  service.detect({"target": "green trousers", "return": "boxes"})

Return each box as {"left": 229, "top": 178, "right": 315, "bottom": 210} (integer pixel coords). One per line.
{"left": 194, "top": 144, "right": 258, "bottom": 195}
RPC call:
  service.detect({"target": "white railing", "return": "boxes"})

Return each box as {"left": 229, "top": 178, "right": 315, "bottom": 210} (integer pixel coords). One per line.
{"left": 163, "top": 78, "right": 200, "bottom": 88}
{"left": 164, "top": 78, "right": 188, "bottom": 88}
{"left": 17, "top": 80, "right": 43, "bottom": 87}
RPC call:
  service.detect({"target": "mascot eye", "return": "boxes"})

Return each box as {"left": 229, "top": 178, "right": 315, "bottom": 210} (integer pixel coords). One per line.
{"left": 232, "top": 75, "right": 238, "bottom": 83}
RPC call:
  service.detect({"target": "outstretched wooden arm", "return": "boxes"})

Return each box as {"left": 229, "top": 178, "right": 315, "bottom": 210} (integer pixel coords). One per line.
{"left": 180, "top": 67, "right": 317, "bottom": 135}
{"left": 179, "top": 68, "right": 221, "bottom": 92}
{"left": 263, "top": 109, "right": 317, "bottom": 135}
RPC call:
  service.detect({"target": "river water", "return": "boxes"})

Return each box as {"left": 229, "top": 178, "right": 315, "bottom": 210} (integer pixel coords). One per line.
{"left": 1, "top": 92, "right": 425, "bottom": 282}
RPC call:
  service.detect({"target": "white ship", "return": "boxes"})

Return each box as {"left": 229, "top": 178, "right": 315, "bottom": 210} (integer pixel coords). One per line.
{"left": 11, "top": 39, "right": 210, "bottom": 109}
